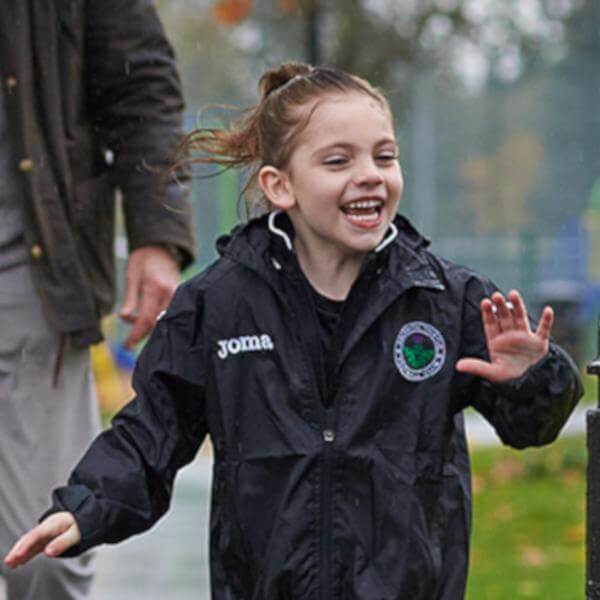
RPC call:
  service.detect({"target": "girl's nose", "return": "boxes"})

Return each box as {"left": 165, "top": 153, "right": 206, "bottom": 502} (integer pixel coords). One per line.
{"left": 354, "top": 162, "right": 384, "bottom": 186}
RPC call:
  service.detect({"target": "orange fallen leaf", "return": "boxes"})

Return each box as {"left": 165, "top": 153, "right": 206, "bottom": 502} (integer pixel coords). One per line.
{"left": 521, "top": 545, "right": 546, "bottom": 567}
{"left": 490, "top": 457, "right": 523, "bottom": 482}
{"left": 566, "top": 522, "right": 585, "bottom": 543}
{"left": 492, "top": 502, "right": 514, "bottom": 521}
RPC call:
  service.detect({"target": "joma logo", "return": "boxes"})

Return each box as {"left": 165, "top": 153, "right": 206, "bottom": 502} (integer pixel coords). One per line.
{"left": 217, "top": 334, "right": 274, "bottom": 360}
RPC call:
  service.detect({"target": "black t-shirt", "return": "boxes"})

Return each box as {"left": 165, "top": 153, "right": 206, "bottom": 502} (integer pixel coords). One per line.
{"left": 310, "top": 286, "right": 344, "bottom": 357}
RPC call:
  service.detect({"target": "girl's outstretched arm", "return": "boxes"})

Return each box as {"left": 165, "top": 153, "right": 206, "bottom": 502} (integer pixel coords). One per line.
{"left": 456, "top": 289, "right": 553, "bottom": 382}
{"left": 4, "top": 513, "right": 80, "bottom": 568}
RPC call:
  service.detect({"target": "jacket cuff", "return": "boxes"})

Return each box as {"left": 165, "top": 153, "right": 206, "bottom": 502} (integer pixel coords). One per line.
{"left": 490, "top": 346, "right": 561, "bottom": 401}
{"left": 123, "top": 181, "right": 196, "bottom": 270}
{"left": 40, "top": 485, "right": 106, "bottom": 558}
{"left": 488, "top": 344, "right": 581, "bottom": 408}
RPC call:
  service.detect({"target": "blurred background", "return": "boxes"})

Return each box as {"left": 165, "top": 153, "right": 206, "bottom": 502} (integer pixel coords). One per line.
{"left": 91, "top": 0, "right": 599, "bottom": 598}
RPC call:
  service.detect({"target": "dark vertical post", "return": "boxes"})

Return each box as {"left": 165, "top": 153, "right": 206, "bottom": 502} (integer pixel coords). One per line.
{"left": 587, "top": 319, "right": 600, "bottom": 599}
{"left": 305, "top": 0, "right": 321, "bottom": 65}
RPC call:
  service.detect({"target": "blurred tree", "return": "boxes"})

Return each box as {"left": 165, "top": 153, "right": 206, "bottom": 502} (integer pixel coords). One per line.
{"left": 213, "top": 0, "right": 252, "bottom": 24}
{"left": 198, "top": 0, "right": 586, "bottom": 98}
{"left": 461, "top": 132, "right": 542, "bottom": 232}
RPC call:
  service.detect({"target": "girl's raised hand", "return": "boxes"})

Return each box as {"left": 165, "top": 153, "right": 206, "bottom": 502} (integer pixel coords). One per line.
{"left": 3, "top": 512, "right": 81, "bottom": 569}
{"left": 456, "top": 290, "right": 553, "bottom": 383}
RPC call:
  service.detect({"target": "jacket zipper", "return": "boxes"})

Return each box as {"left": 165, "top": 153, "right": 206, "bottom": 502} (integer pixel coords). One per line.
{"left": 286, "top": 265, "right": 338, "bottom": 600}
{"left": 320, "top": 407, "right": 336, "bottom": 600}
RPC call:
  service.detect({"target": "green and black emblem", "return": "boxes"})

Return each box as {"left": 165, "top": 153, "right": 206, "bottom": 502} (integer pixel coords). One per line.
{"left": 394, "top": 321, "right": 446, "bottom": 382}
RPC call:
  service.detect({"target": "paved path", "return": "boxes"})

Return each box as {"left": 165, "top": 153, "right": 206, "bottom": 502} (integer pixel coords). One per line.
{"left": 89, "top": 405, "right": 589, "bottom": 599}
{"left": 91, "top": 460, "right": 212, "bottom": 600}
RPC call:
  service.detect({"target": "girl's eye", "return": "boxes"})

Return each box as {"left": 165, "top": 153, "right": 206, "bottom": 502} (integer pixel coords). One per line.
{"left": 323, "top": 156, "right": 349, "bottom": 166}
{"left": 376, "top": 153, "right": 398, "bottom": 162}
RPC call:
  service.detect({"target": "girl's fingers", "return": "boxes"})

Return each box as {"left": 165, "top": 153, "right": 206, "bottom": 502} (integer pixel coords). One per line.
{"left": 45, "top": 523, "right": 81, "bottom": 557}
{"left": 535, "top": 306, "right": 554, "bottom": 340}
{"left": 4, "top": 513, "right": 77, "bottom": 568}
{"left": 456, "top": 357, "right": 498, "bottom": 381}
{"left": 492, "top": 292, "right": 514, "bottom": 332}
{"left": 481, "top": 298, "right": 500, "bottom": 343}
{"left": 4, "top": 528, "right": 48, "bottom": 567}
{"left": 507, "top": 290, "right": 530, "bottom": 332}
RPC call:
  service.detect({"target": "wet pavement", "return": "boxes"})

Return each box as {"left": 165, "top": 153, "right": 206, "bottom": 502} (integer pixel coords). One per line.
{"left": 88, "top": 406, "right": 588, "bottom": 599}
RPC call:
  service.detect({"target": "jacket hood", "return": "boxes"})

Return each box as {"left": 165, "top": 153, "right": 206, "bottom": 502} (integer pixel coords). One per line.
{"left": 216, "top": 212, "right": 431, "bottom": 269}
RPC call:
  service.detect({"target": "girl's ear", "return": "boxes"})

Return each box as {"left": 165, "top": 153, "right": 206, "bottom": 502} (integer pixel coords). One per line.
{"left": 258, "top": 166, "right": 296, "bottom": 210}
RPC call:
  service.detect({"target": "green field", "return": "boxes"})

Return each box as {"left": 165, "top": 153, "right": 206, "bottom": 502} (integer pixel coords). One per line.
{"left": 467, "top": 434, "right": 586, "bottom": 599}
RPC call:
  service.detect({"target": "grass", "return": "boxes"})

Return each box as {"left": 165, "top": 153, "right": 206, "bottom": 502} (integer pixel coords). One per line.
{"left": 467, "top": 434, "right": 586, "bottom": 599}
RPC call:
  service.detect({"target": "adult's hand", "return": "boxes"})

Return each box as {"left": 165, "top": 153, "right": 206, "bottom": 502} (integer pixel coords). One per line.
{"left": 456, "top": 290, "right": 553, "bottom": 383}
{"left": 119, "top": 245, "right": 181, "bottom": 349}
{"left": 3, "top": 512, "right": 80, "bottom": 568}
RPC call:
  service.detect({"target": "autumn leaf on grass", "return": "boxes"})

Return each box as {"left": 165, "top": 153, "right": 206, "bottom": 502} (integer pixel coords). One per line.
{"left": 562, "top": 468, "right": 583, "bottom": 486}
{"left": 490, "top": 457, "right": 523, "bottom": 482}
{"left": 566, "top": 523, "right": 585, "bottom": 543}
{"left": 492, "top": 502, "right": 514, "bottom": 522}
{"left": 521, "top": 546, "right": 546, "bottom": 567}
{"left": 518, "top": 580, "right": 541, "bottom": 597}
{"left": 472, "top": 474, "right": 485, "bottom": 495}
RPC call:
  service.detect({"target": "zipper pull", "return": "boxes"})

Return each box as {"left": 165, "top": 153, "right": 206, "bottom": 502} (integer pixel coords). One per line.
{"left": 323, "top": 429, "right": 335, "bottom": 443}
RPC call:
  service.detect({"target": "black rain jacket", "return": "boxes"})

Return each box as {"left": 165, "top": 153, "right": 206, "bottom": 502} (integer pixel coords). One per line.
{"left": 47, "top": 213, "right": 583, "bottom": 599}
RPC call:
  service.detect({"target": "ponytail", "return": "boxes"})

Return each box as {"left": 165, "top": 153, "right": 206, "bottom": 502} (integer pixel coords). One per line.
{"left": 175, "top": 62, "right": 390, "bottom": 213}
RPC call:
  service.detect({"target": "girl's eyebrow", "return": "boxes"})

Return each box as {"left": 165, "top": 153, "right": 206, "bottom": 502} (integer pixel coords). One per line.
{"left": 311, "top": 137, "right": 397, "bottom": 157}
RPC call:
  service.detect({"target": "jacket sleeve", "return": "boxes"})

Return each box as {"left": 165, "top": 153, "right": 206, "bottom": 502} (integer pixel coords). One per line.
{"left": 84, "top": 0, "right": 194, "bottom": 267}
{"left": 43, "top": 283, "right": 208, "bottom": 556}
{"left": 454, "top": 274, "right": 583, "bottom": 449}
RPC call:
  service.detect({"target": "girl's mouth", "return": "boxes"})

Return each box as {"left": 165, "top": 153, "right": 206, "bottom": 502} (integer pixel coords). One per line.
{"left": 341, "top": 199, "right": 384, "bottom": 228}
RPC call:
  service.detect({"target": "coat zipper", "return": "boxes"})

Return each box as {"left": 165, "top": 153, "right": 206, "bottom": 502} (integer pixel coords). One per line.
{"left": 320, "top": 407, "right": 336, "bottom": 600}
{"left": 285, "top": 264, "right": 338, "bottom": 600}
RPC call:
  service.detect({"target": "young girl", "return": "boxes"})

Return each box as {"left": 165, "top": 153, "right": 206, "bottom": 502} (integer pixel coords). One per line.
{"left": 5, "top": 63, "right": 582, "bottom": 599}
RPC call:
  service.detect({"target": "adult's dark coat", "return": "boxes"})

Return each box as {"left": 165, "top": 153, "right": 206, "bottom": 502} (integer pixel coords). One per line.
{"left": 47, "top": 215, "right": 582, "bottom": 599}
{"left": 0, "top": 0, "right": 194, "bottom": 347}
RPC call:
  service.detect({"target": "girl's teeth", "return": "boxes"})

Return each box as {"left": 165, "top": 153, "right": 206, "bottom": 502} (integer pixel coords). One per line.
{"left": 346, "top": 212, "right": 379, "bottom": 221}
{"left": 346, "top": 200, "right": 380, "bottom": 209}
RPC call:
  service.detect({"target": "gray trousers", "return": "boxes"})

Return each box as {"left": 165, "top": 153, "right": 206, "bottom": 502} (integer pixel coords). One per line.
{"left": 0, "top": 265, "right": 101, "bottom": 600}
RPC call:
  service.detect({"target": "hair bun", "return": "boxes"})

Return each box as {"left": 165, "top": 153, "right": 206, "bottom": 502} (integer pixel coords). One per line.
{"left": 259, "top": 62, "right": 313, "bottom": 98}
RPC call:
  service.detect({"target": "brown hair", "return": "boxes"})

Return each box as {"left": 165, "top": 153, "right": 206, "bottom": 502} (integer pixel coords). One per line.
{"left": 178, "top": 62, "right": 391, "bottom": 213}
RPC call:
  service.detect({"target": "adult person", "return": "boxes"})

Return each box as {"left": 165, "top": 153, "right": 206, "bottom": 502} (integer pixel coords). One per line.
{"left": 0, "top": 1, "right": 194, "bottom": 599}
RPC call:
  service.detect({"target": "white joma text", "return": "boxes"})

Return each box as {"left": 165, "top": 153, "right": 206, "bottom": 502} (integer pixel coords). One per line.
{"left": 217, "top": 334, "right": 274, "bottom": 360}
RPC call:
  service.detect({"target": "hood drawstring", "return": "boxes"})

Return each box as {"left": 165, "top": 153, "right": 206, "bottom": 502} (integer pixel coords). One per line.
{"left": 375, "top": 222, "right": 398, "bottom": 253}
{"left": 268, "top": 210, "right": 294, "bottom": 251}
{"left": 268, "top": 210, "right": 399, "bottom": 255}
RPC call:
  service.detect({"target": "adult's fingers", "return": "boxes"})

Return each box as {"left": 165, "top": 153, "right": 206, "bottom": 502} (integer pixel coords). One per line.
{"left": 535, "top": 306, "right": 554, "bottom": 340}
{"left": 507, "top": 289, "right": 531, "bottom": 332}
{"left": 123, "top": 281, "right": 164, "bottom": 349}
{"left": 119, "top": 266, "right": 142, "bottom": 324}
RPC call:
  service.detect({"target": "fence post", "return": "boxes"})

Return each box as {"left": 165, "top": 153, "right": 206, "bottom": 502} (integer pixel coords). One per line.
{"left": 587, "top": 318, "right": 600, "bottom": 598}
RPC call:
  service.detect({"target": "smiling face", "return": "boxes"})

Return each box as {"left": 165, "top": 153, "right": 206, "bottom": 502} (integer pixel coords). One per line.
{"left": 259, "top": 91, "right": 403, "bottom": 261}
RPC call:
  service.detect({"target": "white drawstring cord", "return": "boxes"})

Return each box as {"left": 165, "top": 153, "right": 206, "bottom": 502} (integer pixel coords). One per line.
{"left": 375, "top": 222, "right": 398, "bottom": 253}
{"left": 268, "top": 210, "right": 294, "bottom": 251}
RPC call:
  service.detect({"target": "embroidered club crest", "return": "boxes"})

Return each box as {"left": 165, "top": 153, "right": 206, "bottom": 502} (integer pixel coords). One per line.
{"left": 393, "top": 321, "right": 446, "bottom": 382}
